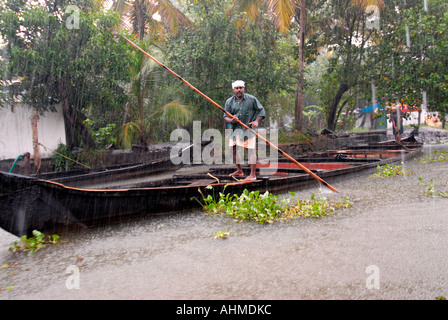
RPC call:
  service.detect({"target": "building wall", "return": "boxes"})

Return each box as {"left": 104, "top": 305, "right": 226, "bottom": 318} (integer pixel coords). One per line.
{"left": 0, "top": 104, "right": 66, "bottom": 160}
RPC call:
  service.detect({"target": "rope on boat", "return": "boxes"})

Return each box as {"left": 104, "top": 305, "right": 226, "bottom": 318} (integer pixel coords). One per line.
{"left": 207, "top": 172, "right": 220, "bottom": 184}
{"left": 38, "top": 142, "right": 91, "bottom": 169}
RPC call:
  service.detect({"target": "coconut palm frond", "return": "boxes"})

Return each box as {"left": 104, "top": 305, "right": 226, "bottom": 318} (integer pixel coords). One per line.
{"left": 110, "top": 0, "right": 132, "bottom": 13}
{"left": 242, "top": 0, "right": 263, "bottom": 20}
{"left": 144, "top": 0, "right": 192, "bottom": 35}
{"left": 118, "top": 121, "right": 140, "bottom": 148}
{"left": 156, "top": 102, "right": 191, "bottom": 125}
{"left": 351, "top": 0, "right": 385, "bottom": 11}
{"left": 104, "top": 0, "right": 134, "bottom": 31}
{"left": 266, "top": 0, "right": 296, "bottom": 33}
{"left": 136, "top": 58, "right": 160, "bottom": 89}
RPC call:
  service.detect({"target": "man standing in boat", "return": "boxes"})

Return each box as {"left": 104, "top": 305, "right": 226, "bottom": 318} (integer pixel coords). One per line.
{"left": 224, "top": 80, "right": 265, "bottom": 181}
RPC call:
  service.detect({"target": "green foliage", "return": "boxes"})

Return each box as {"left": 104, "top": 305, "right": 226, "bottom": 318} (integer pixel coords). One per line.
{"left": 83, "top": 119, "right": 117, "bottom": 149}
{"left": 196, "top": 186, "right": 352, "bottom": 224}
{"left": 214, "top": 230, "right": 231, "bottom": 239}
{"left": 117, "top": 41, "right": 192, "bottom": 146}
{"left": 370, "top": 163, "right": 411, "bottom": 178}
{"left": 0, "top": 0, "right": 132, "bottom": 147}
{"left": 197, "top": 186, "right": 287, "bottom": 224}
{"left": 286, "top": 194, "right": 353, "bottom": 218}
{"left": 417, "top": 150, "right": 448, "bottom": 163}
{"left": 10, "top": 230, "right": 61, "bottom": 253}
{"left": 418, "top": 177, "right": 448, "bottom": 198}
{"left": 52, "top": 143, "right": 76, "bottom": 171}
{"left": 3, "top": 0, "right": 448, "bottom": 147}
{"left": 374, "top": 0, "right": 448, "bottom": 119}
{"left": 419, "top": 177, "right": 436, "bottom": 197}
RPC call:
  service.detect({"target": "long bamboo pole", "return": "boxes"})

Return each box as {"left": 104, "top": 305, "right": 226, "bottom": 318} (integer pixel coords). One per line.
{"left": 123, "top": 36, "right": 339, "bottom": 193}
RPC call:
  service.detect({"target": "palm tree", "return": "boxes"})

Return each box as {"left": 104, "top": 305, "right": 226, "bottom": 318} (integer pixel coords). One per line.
{"left": 102, "top": 0, "right": 192, "bottom": 146}
{"left": 108, "top": 0, "right": 191, "bottom": 40}
{"left": 119, "top": 42, "right": 191, "bottom": 147}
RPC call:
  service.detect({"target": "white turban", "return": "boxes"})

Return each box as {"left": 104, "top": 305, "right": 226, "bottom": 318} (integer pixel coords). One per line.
{"left": 232, "top": 80, "right": 245, "bottom": 89}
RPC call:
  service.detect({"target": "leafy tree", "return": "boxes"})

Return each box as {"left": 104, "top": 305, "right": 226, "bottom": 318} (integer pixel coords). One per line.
{"left": 373, "top": 0, "right": 448, "bottom": 127}
{"left": 312, "top": 0, "right": 385, "bottom": 131}
{"left": 0, "top": 0, "right": 132, "bottom": 148}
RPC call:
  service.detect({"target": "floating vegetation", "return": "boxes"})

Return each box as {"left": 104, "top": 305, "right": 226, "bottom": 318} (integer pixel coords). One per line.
{"left": 196, "top": 186, "right": 353, "bottom": 224}
{"left": 370, "top": 163, "right": 411, "bottom": 177}
{"left": 9, "top": 230, "right": 62, "bottom": 253}
{"left": 214, "top": 230, "right": 231, "bottom": 239}
{"left": 417, "top": 150, "right": 448, "bottom": 163}
{"left": 285, "top": 194, "right": 353, "bottom": 219}
{"left": 418, "top": 178, "right": 448, "bottom": 198}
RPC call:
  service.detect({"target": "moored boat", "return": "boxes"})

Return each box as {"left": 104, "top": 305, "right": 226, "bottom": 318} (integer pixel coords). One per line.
{"left": 0, "top": 141, "right": 423, "bottom": 237}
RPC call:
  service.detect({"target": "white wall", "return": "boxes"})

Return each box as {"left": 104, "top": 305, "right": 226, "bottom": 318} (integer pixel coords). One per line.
{"left": 0, "top": 104, "right": 66, "bottom": 160}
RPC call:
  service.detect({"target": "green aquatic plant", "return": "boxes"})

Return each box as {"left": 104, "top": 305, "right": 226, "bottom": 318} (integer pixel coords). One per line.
{"left": 370, "top": 163, "right": 411, "bottom": 177}
{"left": 418, "top": 177, "right": 448, "bottom": 198}
{"left": 286, "top": 194, "right": 353, "bottom": 218}
{"left": 439, "top": 191, "right": 448, "bottom": 198}
{"left": 214, "top": 230, "right": 231, "bottom": 239}
{"left": 418, "top": 177, "right": 435, "bottom": 198}
{"left": 196, "top": 186, "right": 353, "bottom": 224}
{"left": 197, "top": 186, "right": 288, "bottom": 224}
{"left": 10, "top": 230, "right": 61, "bottom": 253}
{"left": 417, "top": 150, "right": 448, "bottom": 163}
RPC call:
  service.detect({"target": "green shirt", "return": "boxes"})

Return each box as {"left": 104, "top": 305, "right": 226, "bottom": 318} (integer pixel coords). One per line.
{"left": 224, "top": 93, "right": 265, "bottom": 140}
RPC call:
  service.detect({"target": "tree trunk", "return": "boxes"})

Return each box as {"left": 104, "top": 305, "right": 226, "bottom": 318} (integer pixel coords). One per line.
{"left": 208, "top": 113, "right": 214, "bottom": 129}
{"left": 58, "top": 79, "right": 95, "bottom": 149}
{"left": 135, "top": 0, "right": 146, "bottom": 41}
{"left": 294, "top": 0, "right": 306, "bottom": 132}
{"left": 327, "top": 83, "right": 349, "bottom": 131}
{"left": 31, "top": 109, "right": 41, "bottom": 174}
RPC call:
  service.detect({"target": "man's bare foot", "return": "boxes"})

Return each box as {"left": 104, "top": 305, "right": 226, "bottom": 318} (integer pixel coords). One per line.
{"left": 243, "top": 175, "right": 257, "bottom": 181}
{"left": 229, "top": 171, "right": 244, "bottom": 177}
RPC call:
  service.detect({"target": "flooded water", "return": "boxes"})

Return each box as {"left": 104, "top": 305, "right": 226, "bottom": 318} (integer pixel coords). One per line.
{"left": 1, "top": 143, "right": 447, "bottom": 300}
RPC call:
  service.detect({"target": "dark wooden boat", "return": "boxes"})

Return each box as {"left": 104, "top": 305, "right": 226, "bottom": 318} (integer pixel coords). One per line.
{"left": 0, "top": 139, "right": 422, "bottom": 237}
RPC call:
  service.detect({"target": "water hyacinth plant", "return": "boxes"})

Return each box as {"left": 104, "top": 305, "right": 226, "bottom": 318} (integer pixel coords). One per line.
{"left": 417, "top": 150, "right": 448, "bottom": 163}
{"left": 10, "top": 230, "right": 61, "bottom": 253}
{"left": 214, "top": 230, "right": 231, "bottom": 239}
{"left": 370, "top": 163, "right": 411, "bottom": 177}
{"left": 418, "top": 177, "right": 448, "bottom": 198}
{"left": 195, "top": 186, "right": 352, "bottom": 224}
